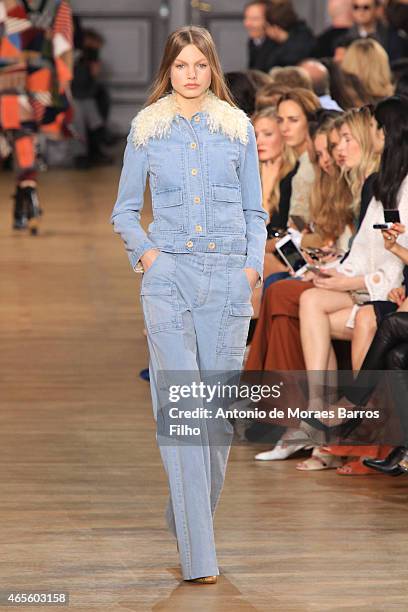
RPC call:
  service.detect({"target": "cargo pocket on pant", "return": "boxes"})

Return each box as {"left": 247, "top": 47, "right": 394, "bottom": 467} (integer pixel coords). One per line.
{"left": 217, "top": 302, "right": 254, "bottom": 355}
{"left": 140, "top": 282, "right": 183, "bottom": 334}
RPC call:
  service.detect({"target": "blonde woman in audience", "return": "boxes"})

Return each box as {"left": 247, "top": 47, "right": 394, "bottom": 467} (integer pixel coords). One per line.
{"left": 251, "top": 106, "right": 296, "bottom": 318}
{"left": 341, "top": 38, "right": 395, "bottom": 103}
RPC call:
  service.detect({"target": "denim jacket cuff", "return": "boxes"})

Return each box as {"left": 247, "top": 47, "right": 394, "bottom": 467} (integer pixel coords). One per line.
{"left": 130, "top": 240, "right": 157, "bottom": 273}
{"left": 244, "top": 257, "right": 263, "bottom": 288}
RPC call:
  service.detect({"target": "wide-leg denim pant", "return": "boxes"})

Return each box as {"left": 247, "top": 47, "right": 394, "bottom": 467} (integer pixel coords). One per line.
{"left": 140, "top": 251, "right": 253, "bottom": 580}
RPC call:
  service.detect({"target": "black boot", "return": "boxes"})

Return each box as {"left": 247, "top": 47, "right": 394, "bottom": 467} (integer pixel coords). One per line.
{"left": 12, "top": 185, "right": 28, "bottom": 230}
{"left": 23, "top": 185, "right": 41, "bottom": 235}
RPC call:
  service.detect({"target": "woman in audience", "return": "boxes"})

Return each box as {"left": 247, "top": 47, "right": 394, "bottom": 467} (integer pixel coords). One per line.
{"left": 276, "top": 89, "right": 321, "bottom": 224}
{"left": 295, "top": 105, "right": 388, "bottom": 473}
{"left": 253, "top": 89, "right": 321, "bottom": 290}
{"left": 299, "top": 98, "right": 408, "bottom": 471}
{"left": 251, "top": 107, "right": 297, "bottom": 317}
{"left": 341, "top": 38, "right": 395, "bottom": 104}
{"left": 247, "top": 108, "right": 380, "bottom": 464}
{"left": 247, "top": 118, "right": 353, "bottom": 461}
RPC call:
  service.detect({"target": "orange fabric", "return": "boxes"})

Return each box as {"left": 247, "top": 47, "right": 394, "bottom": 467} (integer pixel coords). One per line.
{"left": 246, "top": 279, "right": 313, "bottom": 371}
{"left": 41, "top": 112, "right": 65, "bottom": 135}
{"left": 326, "top": 445, "right": 393, "bottom": 459}
{"left": 27, "top": 68, "right": 52, "bottom": 92}
{"left": 15, "top": 135, "right": 35, "bottom": 169}
{"left": 0, "top": 95, "right": 20, "bottom": 129}
{"left": 245, "top": 279, "right": 313, "bottom": 425}
{"left": 0, "top": 37, "right": 21, "bottom": 58}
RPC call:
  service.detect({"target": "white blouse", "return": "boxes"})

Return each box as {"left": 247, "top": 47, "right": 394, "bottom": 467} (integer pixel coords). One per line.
{"left": 337, "top": 175, "right": 408, "bottom": 302}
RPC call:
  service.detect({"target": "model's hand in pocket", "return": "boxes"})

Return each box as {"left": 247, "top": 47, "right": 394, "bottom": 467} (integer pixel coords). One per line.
{"left": 244, "top": 268, "right": 260, "bottom": 291}
{"left": 141, "top": 248, "right": 161, "bottom": 273}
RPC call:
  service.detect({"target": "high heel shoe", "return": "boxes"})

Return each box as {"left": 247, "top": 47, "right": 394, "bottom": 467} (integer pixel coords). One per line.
{"left": 363, "top": 448, "right": 408, "bottom": 476}
{"left": 186, "top": 576, "right": 217, "bottom": 584}
{"left": 362, "top": 447, "right": 405, "bottom": 471}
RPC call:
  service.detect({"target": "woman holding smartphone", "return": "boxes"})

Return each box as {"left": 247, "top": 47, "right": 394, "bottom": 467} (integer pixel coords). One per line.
{"left": 111, "top": 26, "right": 267, "bottom": 584}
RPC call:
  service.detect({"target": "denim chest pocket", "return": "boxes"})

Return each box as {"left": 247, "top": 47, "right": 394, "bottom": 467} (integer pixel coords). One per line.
{"left": 210, "top": 184, "right": 245, "bottom": 234}
{"left": 152, "top": 187, "right": 185, "bottom": 233}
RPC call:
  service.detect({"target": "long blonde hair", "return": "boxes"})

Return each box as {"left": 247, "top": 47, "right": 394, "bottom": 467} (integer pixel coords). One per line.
{"left": 337, "top": 108, "right": 380, "bottom": 209}
{"left": 146, "top": 26, "right": 236, "bottom": 107}
{"left": 310, "top": 122, "right": 354, "bottom": 242}
{"left": 252, "top": 107, "right": 296, "bottom": 215}
{"left": 342, "top": 38, "right": 394, "bottom": 102}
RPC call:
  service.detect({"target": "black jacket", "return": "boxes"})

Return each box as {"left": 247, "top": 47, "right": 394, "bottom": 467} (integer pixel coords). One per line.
{"left": 248, "top": 20, "right": 316, "bottom": 73}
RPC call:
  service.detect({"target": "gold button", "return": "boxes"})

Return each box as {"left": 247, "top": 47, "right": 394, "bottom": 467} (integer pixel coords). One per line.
{"left": 186, "top": 240, "right": 193, "bottom": 248}
{"left": 194, "top": 116, "right": 200, "bottom": 122}
{"left": 208, "top": 242, "right": 216, "bottom": 250}
{"left": 191, "top": 168, "right": 198, "bottom": 176}
{"left": 194, "top": 196, "right": 201, "bottom": 204}
{"left": 191, "top": 142, "right": 197, "bottom": 149}
{"left": 195, "top": 225, "right": 202, "bottom": 232}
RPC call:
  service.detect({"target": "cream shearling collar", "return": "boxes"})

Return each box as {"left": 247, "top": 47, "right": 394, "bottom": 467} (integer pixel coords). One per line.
{"left": 131, "top": 90, "right": 250, "bottom": 148}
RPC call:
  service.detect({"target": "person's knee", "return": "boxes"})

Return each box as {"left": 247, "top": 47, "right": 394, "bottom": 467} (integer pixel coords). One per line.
{"left": 354, "top": 306, "right": 377, "bottom": 332}
{"left": 299, "top": 288, "right": 319, "bottom": 313}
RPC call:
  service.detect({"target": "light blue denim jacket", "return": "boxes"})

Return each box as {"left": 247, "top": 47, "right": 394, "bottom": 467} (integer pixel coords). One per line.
{"left": 111, "top": 90, "right": 268, "bottom": 280}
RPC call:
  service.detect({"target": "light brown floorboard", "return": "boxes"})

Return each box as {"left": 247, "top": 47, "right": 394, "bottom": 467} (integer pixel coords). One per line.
{"left": 0, "top": 168, "right": 407, "bottom": 611}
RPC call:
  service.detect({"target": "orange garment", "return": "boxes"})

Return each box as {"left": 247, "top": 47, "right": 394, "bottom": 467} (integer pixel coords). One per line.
{"left": 15, "top": 135, "right": 35, "bottom": 169}
{"left": 246, "top": 278, "right": 312, "bottom": 371}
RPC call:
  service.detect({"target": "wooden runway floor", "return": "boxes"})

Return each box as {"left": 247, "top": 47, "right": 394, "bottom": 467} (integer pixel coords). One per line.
{"left": 0, "top": 167, "right": 407, "bottom": 611}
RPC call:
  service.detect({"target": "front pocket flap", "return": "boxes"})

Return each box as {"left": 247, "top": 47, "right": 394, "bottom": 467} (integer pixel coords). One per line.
{"left": 212, "top": 184, "right": 240, "bottom": 202}
{"left": 154, "top": 188, "right": 183, "bottom": 208}
{"left": 229, "top": 302, "right": 254, "bottom": 317}
{"left": 141, "top": 283, "right": 172, "bottom": 296}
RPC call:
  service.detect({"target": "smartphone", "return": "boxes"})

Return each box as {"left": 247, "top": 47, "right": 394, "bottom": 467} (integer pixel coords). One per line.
{"left": 384, "top": 209, "right": 400, "bottom": 224}
{"left": 275, "top": 235, "right": 308, "bottom": 277}
{"left": 290, "top": 215, "right": 308, "bottom": 232}
{"left": 373, "top": 223, "right": 394, "bottom": 230}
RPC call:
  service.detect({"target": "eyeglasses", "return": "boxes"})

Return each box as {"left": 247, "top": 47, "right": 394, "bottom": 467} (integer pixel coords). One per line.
{"left": 352, "top": 4, "right": 373, "bottom": 11}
